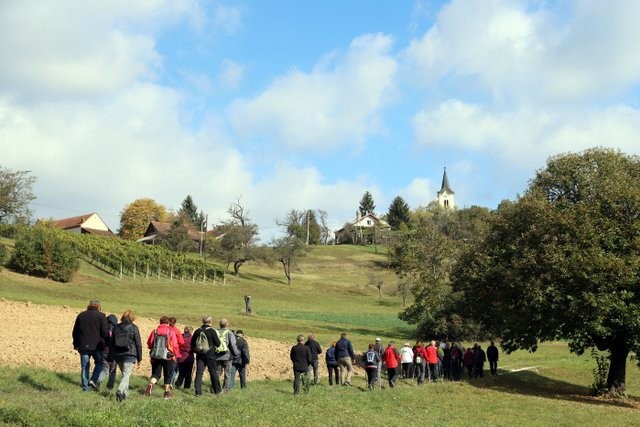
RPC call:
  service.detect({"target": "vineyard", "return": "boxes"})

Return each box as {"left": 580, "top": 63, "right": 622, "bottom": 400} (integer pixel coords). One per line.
{"left": 65, "top": 233, "right": 225, "bottom": 283}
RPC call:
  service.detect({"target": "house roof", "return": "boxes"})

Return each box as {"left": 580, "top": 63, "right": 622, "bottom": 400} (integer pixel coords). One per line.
{"left": 81, "top": 228, "right": 116, "bottom": 237}
{"left": 53, "top": 213, "right": 96, "bottom": 230}
{"left": 438, "top": 167, "right": 455, "bottom": 195}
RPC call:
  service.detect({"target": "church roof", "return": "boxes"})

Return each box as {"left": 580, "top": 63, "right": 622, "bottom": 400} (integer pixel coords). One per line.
{"left": 438, "top": 168, "right": 455, "bottom": 195}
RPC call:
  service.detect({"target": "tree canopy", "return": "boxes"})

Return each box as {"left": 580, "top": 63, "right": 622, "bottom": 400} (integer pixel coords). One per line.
{"left": 119, "top": 198, "right": 168, "bottom": 240}
{"left": 387, "top": 196, "right": 411, "bottom": 230}
{"left": 452, "top": 148, "right": 640, "bottom": 395}
{"left": 0, "top": 166, "right": 36, "bottom": 224}
{"left": 359, "top": 191, "right": 376, "bottom": 216}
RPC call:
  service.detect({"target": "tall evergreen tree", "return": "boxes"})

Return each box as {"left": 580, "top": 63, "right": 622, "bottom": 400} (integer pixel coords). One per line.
{"left": 387, "top": 196, "right": 411, "bottom": 230}
{"left": 178, "top": 195, "right": 205, "bottom": 227}
{"left": 359, "top": 191, "right": 376, "bottom": 216}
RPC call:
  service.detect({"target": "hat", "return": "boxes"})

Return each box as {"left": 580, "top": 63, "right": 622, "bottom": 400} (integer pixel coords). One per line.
{"left": 405, "top": 342, "right": 410, "bottom": 346}
{"left": 375, "top": 337, "right": 381, "bottom": 341}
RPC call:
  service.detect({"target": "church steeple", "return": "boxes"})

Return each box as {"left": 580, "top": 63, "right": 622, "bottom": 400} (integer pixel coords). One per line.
{"left": 437, "top": 167, "right": 455, "bottom": 209}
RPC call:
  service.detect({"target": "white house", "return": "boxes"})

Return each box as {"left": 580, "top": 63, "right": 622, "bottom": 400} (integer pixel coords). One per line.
{"left": 52, "top": 213, "right": 114, "bottom": 236}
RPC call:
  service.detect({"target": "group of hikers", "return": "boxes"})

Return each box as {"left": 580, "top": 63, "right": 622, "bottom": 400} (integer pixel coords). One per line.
{"left": 291, "top": 332, "right": 500, "bottom": 394}
{"left": 71, "top": 299, "right": 499, "bottom": 400}
{"left": 71, "top": 300, "right": 250, "bottom": 401}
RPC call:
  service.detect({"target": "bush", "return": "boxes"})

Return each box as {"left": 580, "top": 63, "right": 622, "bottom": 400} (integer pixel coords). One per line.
{"left": 0, "top": 224, "right": 23, "bottom": 238}
{"left": 9, "top": 225, "right": 79, "bottom": 282}
{"left": 0, "top": 243, "right": 7, "bottom": 270}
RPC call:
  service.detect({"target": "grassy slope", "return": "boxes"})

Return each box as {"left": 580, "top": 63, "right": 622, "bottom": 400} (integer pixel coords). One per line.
{"left": 1, "top": 243, "right": 639, "bottom": 425}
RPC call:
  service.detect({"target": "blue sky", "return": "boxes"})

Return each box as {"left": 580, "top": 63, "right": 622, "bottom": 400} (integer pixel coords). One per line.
{"left": 2, "top": 0, "right": 639, "bottom": 241}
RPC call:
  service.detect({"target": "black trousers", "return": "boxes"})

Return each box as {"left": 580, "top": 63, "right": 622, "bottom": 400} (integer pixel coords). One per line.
{"left": 194, "top": 356, "right": 221, "bottom": 395}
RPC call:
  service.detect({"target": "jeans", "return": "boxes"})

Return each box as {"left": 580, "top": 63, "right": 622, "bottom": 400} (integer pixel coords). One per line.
{"left": 307, "top": 359, "right": 319, "bottom": 384}
{"left": 489, "top": 359, "right": 498, "bottom": 375}
{"left": 387, "top": 367, "right": 397, "bottom": 387}
{"left": 327, "top": 365, "right": 339, "bottom": 385}
{"left": 98, "top": 354, "right": 117, "bottom": 388}
{"left": 428, "top": 363, "right": 439, "bottom": 381}
{"left": 195, "top": 356, "right": 221, "bottom": 395}
{"left": 216, "top": 359, "right": 233, "bottom": 391}
{"left": 415, "top": 361, "right": 426, "bottom": 384}
{"left": 79, "top": 350, "right": 104, "bottom": 391}
{"left": 230, "top": 363, "right": 247, "bottom": 389}
{"left": 293, "top": 369, "right": 306, "bottom": 395}
{"left": 116, "top": 360, "right": 134, "bottom": 397}
{"left": 365, "top": 367, "right": 378, "bottom": 390}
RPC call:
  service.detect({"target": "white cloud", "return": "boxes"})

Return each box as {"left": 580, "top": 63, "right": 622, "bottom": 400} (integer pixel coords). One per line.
{"left": 219, "top": 59, "right": 246, "bottom": 90}
{"left": 213, "top": 5, "right": 242, "bottom": 34}
{"left": 229, "top": 33, "right": 398, "bottom": 152}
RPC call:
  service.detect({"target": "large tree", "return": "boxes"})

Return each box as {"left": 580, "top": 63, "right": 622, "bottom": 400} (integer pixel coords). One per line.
{"left": 178, "top": 195, "right": 205, "bottom": 228}
{"left": 271, "top": 236, "right": 307, "bottom": 285}
{"left": 119, "top": 198, "right": 168, "bottom": 240}
{"left": 0, "top": 166, "right": 36, "bottom": 224}
{"left": 453, "top": 148, "right": 640, "bottom": 396}
{"left": 277, "top": 209, "right": 321, "bottom": 244}
{"left": 359, "top": 191, "right": 376, "bottom": 216}
{"left": 387, "top": 196, "right": 411, "bottom": 230}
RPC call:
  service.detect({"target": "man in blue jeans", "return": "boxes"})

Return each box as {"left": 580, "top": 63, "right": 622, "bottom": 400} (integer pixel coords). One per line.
{"left": 230, "top": 330, "right": 250, "bottom": 389}
{"left": 72, "top": 299, "right": 109, "bottom": 391}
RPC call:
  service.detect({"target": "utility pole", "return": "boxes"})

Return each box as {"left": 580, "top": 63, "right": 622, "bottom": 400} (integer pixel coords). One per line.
{"left": 199, "top": 214, "right": 208, "bottom": 257}
{"left": 306, "top": 209, "right": 310, "bottom": 245}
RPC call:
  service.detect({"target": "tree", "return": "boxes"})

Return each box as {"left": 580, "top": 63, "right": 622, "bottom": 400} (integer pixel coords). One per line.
{"left": 163, "top": 213, "right": 197, "bottom": 253}
{"left": 359, "top": 191, "right": 376, "bottom": 216}
{"left": 272, "top": 236, "right": 307, "bottom": 285}
{"left": 0, "top": 166, "right": 36, "bottom": 224}
{"left": 178, "top": 195, "right": 205, "bottom": 227}
{"left": 387, "top": 196, "right": 411, "bottom": 230}
{"left": 119, "top": 198, "right": 168, "bottom": 240}
{"left": 452, "top": 148, "right": 640, "bottom": 396}
{"left": 277, "top": 209, "right": 323, "bottom": 245}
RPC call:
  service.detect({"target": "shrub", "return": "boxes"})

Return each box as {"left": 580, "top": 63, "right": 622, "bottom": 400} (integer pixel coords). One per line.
{"left": 9, "top": 225, "right": 79, "bottom": 282}
{"left": 0, "top": 224, "right": 23, "bottom": 238}
{"left": 0, "top": 243, "right": 7, "bottom": 270}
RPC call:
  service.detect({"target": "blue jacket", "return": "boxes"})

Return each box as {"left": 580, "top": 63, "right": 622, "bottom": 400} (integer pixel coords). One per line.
{"left": 335, "top": 337, "right": 354, "bottom": 360}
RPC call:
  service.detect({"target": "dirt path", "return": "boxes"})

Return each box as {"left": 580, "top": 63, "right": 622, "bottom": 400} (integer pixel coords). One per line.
{"left": 0, "top": 299, "right": 360, "bottom": 381}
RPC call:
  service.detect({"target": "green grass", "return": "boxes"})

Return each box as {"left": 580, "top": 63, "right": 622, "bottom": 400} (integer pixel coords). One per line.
{"left": 1, "top": 243, "right": 640, "bottom": 425}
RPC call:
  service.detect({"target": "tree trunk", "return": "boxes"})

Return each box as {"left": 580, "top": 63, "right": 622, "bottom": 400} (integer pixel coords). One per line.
{"left": 606, "top": 346, "right": 628, "bottom": 396}
{"left": 233, "top": 261, "right": 241, "bottom": 276}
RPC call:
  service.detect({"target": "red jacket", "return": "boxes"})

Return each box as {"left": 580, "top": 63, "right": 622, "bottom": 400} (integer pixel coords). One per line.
{"left": 147, "top": 323, "right": 180, "bottom": 361}
{"left": 383, "top": 346, "right": 400, "bottom": 369}
{"left": 426, "top": 345, "right": 439, "bottom": 364}
{"left": 414, "top": 346, "right": 428, "bottom": 363}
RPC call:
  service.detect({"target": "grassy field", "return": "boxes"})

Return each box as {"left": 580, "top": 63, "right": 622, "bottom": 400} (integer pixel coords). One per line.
{"left": 1, "top": 243, "right": 639, "bottom": 426}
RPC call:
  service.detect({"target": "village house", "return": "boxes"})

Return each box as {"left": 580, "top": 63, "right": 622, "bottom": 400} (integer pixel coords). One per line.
{"left": 52, "top": 212, "right": 115, "bottom": 237}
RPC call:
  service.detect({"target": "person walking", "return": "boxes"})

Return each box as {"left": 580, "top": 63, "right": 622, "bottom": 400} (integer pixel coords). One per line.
{"left": 230, "top": 330, "right": 250, "bottom": 390}
{"left": 167, "top": 316, "right": 185, "bottom": 386}
{"left": 216, "top": 318, "right": 239, "bottom": 392}
{"left": 426, "top": 340, "right": 439, "bottom": 382}
{"left": 362, "top": 343, "right": 381, "bottom": 391}
{"left": 373, "top": 337, "right": 384, "bottom": 386}
{"left": 144, "top": 316, "right": 180, "bottom": 399}
{"left": 463, "top": 346, "right": 475, "bottom": 379}
{"left": 382, "top": 342, "right": 400, "bottom": 388}
{"left": 72, "top": 299, "right": 109, "bottom": 392}
{"left": 290, "top": 334, "right": 312, "bottom": 395}
{"left": 190, "top": 315, "right": 222, "bottom": 396}
{"left": 108, "top": 310, "right": 142, "bottom": 402}
{"left": 325, "top": 342, "right": 339, "bottom": 386}
{"left": 304, "top": 334, "right": 322, "bottom": 385}
{"left": 413, "top": 342, "right": 428, "bottom": 385}
{"left": 399, "top": 342, "right": 414, "bottom": 379}
{"left": 98, "top": 313, "right": 119, "bottom": 390}
{"left": 474, "top": 344, "right": 487, "bottom": 378}
{"left": 487, "top": 341, "right": 499, "bottom": 376}
{"left": 335, "top": 332, "right": 355, "bottom": 386}
{"left": 175, "top": 326, "right": 194, "bottom": 389}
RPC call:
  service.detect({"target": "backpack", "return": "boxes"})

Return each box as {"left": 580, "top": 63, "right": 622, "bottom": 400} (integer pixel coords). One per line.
{"left": 215, "top": 329, "right": 230, "bottom": 353}
{"left": 194, "top": 327, "right": 211, "bottom": 354}
{"left": 149, "top": 329, "right": 170, "bottom": 360}
{"left": 366, "top": 350, "right": 376, "bottom": 364}
{"left": 113, "top": 324, "right": 131, "bottom": 349}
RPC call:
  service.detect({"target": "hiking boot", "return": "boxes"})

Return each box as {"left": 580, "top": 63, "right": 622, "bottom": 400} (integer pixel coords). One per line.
{"left": 89, "top": 380, "right": 99, "bottom": 391}
{"left": 163, "top": 391, "right": 172, "bottom": 400}
{"left": 115, "top": 391, "right": 125, "bottom": 402}
{"left": 144, "top": 382, "right": 154, "bottom": 396}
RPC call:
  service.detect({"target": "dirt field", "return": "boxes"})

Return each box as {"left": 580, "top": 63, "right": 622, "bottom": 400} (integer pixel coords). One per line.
{"left": 0, "top": 299, "right": 360, "bottom": 381}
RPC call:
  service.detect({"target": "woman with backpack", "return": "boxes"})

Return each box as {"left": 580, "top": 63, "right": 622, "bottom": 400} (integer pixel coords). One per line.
{"left": 107, "top": 310, "right": 142, "bottom": 402}
{"left": 362, "top": 343, "right": 381, "bottom": 391}
{"left": 144, "top": 316, "right": 180, "bottom": 399}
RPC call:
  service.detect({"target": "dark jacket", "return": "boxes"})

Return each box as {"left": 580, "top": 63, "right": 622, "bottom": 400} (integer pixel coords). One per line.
{"left": 304, "top": 339, "right": 322, "bottom": 361}
{"left": 487, "top": 344, "right": 499, "bottom": 361}
{"left": 190, "top": 325, "right": 222, "bottom": 359}
{"left": 362, "top": 350, "right": 381, "bottom": 368}
{"left": 233, "top": 336, "right": 251, "bottom": 366}
{"left": 325, "top": 346, "right": 337, "bottom": 367}
{"left": 335, "top": 337, "right": 355, "bottom": 360}
{"left": 108, "top": 320, "right": 143, "bottom": 363}
{"left": 72, "top": 308, "right": 109, "bottom": 352}
{"left": 290, "top": 343, "right": 312, "bottom": 371}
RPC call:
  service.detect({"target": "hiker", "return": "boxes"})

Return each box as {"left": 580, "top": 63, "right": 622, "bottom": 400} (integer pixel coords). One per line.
{"left": 72, "top": 299, "right": 109, "bottom": 392}
{"left": 463, "top": 346, "right": 475, "bottom": 379}
{"left": 216, "top": 318, "right": 239, "bottom": 392}
{"left": 304, "top": 334, "right": 322, "bottom": 385}
{"left": 442, "top": 342, "right": 452, "bottom": 380}
{"left": 362, "top": 343, "right": 381, "bottom": 391}
{"left": 290, "top": 334, "right": 312, "bottom": 395}
{"left": 426, "top": 340, "right": 439, "bottom": 382}
{"left": 474, "top": 344, "right": 486, "bottom": 378}
{"left": 230, "top": 329, "right": 250, "bottom": 390}
{"left": 399, "top": 342, "right": 414, "bottom": 379}
{"left": 450, "top": 342, "right": 463, "bottom": 381}
{"left": 175, "top": 326, "right": 194, "bottom": 389}
{"left": 144, "top": 316, "right": 180, "bottom": 399}
{"left": 413, "top": 342, "right": 428, "bottom": 385}
{"left": 167, "top": 316, "right": 185, "bottom": 386}
{"left": 487, "top": 341, "right": 499, "bottom": 376}
{"left": 191, "top": 315, "right": 222, "bottom": 396}
{"left": 97, "top": 313, "right": 119, "bottom": 390}
{"left": 382, "top": 341, "right": 400, "bottom": 388}
{"left": 373, "top": 337, "right": 384, "bottom": 385}
{"left": 325, "top": 342, "right": 339, "bottom": 386}
{"left": 335, "top": 332, "right": 355, "bottom": 386}
{"left": 108, "top": 310, "right": 142, "bottom": 402}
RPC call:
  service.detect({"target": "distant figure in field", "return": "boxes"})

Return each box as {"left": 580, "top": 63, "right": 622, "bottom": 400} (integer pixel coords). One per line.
{"left": 72, "top": 299, "right": 109, "bottom": 392}
{"left": 175, "top": 326, "right": 194, "bottom": 389}
{"left": 190, "top": 314, "right": 222, "bottom": 396}
{"left": 399, "top": 342, "right": 414, "bottom": 379}
{"left": 335, "top": 332, "right": 355, "bottom": 386}
{"left": 325, "top": 342, "right": 339, "bottom": 386}
{"left": 474, "top": 344, "right": 486, "bottom": 378}
{"left": 363, "top": 343, "right": 381, "bottom": 391}
{"left": 108, "top": 310, "right": 142, "bottom": 401}
{"left": 290, "top": 334, "right": 312, "bottom": 395}
{"left": 216, "top": 318, "right": 239, "bottom": 392}
{"left": 230, "top": 329, "right": 251, "bottom": 390}
{"left": 487, "top": 341, "right": 499, "bottom": 376}
{"left": 144, "top": 316, "right": 180, "bottom": 399}
{"left": 413, "top": 342, "right": 428, "bottom": 385}
{"left": 304, "top": 334, "right": 322, "bottom": 385}
{"left": 382, "top": 341, "right": 400, "bottom": 388}
{"left": 426, "top": 340, "right": 439, "bottom": 382}
{"left": 167, "top": 316, "right": 185, "bottom": 386}
{"left": 463, "top": 346, "right": 475, "bottom": 379}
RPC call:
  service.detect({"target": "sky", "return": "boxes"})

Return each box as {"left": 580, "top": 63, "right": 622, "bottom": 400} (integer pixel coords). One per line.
{"left": 2, "top": 0, "right": 640, "bottom": 241}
